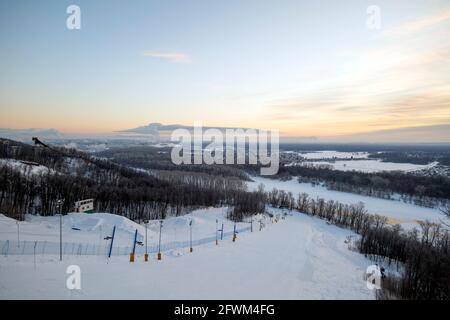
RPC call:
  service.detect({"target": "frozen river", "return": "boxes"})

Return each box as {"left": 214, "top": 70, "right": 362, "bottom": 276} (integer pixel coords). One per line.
{"left": 247, "top": 176, "right": 443, "bottom": 228}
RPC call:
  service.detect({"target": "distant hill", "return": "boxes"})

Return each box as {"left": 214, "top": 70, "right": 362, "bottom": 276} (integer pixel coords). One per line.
{"left": 0, "top": 128, "right": 63, "bottom": 142}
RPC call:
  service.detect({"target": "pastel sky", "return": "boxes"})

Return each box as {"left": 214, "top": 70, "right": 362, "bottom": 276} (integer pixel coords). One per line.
{"left": 0, "top": 0, "right": 449, "bottom": 139}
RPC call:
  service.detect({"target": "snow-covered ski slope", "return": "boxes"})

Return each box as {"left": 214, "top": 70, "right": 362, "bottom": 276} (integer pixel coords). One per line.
{"left": 0, "top": 208, "right": 251, "bottom": 256}
{"left": 0, "top": 207, "right": 249, "bottom": 247}
{"left": 0, "top": 208, "right": 374, "bottom": 299}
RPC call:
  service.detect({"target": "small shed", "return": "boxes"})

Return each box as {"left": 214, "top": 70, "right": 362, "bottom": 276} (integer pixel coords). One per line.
{"left": 74, "top": 199, "right": 94, "bottom": 213}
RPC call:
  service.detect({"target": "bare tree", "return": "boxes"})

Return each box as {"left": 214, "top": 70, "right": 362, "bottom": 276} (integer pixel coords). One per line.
{"left": 440, "top": 203, "right": 450, "bottom": 228}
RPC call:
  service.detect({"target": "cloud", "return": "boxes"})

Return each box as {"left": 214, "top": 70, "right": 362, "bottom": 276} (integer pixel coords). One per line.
{"left": 141, "top": 51, "right": 192, "bottom": 64}
{"left": 260, "top": 6, "right": 450, "bottom": 137}
{"left": 325, "top": 124, "right": 450, "bottom": 143}
{"left": 382, "top": 8, "right": 450, "bottom": 38}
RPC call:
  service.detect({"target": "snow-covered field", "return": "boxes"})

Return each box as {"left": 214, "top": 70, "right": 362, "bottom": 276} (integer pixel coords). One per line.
{"left": 0, "top": 208, "right": 374, "bottom": 299}
{"left": 303, "top": 159, "right": 436, "bottom": 173}
{"left": 297, "top": 151, "right": 369, "bottom": 160}
{"left": 282, "top": 150, "right": 438, "bottom": 173}
{"left": 247, "top": 176, "right": 443, "bottom": 228}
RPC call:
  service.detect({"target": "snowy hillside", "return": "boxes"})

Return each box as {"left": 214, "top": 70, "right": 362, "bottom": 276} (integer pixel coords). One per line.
{"left": 0, "top": 207, "right": 375, "bottom": 299}
{"left": 0, "top": 208, "right": 252, "bottom": 254}
{"left": 0, "top": 159, "right": 55, "bottom": 177}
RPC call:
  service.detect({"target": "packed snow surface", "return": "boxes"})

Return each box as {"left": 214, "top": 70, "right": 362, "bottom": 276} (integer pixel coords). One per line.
{"left": 0, "top": 208, "right": 248, "bottom": 246}
{"left": 0, "top": 208, "right": 374, "bottom": 299}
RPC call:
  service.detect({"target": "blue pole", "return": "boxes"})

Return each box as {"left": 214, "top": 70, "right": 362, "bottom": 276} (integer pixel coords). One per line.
{"left": 132, "top": 229, "right": 138, "bottom": 255}
{"left": 108, "top": 226, "right": 116, "bottom": 258}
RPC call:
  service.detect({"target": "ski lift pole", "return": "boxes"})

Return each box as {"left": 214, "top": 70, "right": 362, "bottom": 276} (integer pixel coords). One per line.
{"left": 221, "top": 223, "right": 224, "bottom": 240}
{"left": 232, "top": 222, "right": 237, "bottom": 242}
{"left": 189, "top": 219, "right": 193, "bottom": 253}
{"left": 157, "top": 220, "right": 163, "bottom": 260}
{"left": 129, "top": 229, "right": 137, "bottom": 262}
{"left": 108, "top": 226, "right": 116, "bottom": 259}
{"left": 250, "top": 218, "right": 253, "bottom": 232}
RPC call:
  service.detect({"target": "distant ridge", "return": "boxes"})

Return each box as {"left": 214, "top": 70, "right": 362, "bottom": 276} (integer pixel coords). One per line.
{"left": 0, "top": 128, "right": 63, "bottom": 142}
{"left": 118, "top": 123, "right": 256, "bottom": 134}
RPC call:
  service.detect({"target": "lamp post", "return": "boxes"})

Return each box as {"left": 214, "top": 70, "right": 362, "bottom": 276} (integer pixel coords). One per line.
{"left": 157, "top": 220, "right": 163, "bottom": 260}
{"left": 144, "top": 220, "right": 149, "bottom": 262}
{"left": 57, "top": 199, "right": 64, "bottom": 261}
{"left": 215, "top": 219, "right": 218, "bottom": 245}
{"left": 16, "top": 221, "right": 20, "bottom": 247}
{"left": 189, "top": 219, "right": 193, "bottom": 253}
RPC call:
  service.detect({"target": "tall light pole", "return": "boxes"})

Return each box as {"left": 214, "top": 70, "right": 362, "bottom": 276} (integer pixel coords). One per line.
{"left": 57, "top": 199, "right": 64, "bottom": 261}
{"left": 189, "top": 219, "right": 193, "bottom": 253}
{"left": 215, "top": 219, "right": 218, "bottom": 245}
{"left": 16, "top": 221, "right": 20, "bottom": 247}
{"left": 157, "top": 220, "right": 163, "bottom": 260}
{"left": 144, "top": 220, "right": 149, "bottom": 262}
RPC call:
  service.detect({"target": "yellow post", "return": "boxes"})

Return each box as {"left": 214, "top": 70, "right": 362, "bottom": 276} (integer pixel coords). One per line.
{"left": 232, "top": 234, "right": 236, "bottom": 242}
{"left": 129, "top": 253, "right": 135, "bottom": 262}
{"left": 157, "top": 252, "right": 162, "bottom": 260}
{"left": 144, "top": 253, "right": 149, "bottom": 262}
